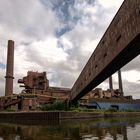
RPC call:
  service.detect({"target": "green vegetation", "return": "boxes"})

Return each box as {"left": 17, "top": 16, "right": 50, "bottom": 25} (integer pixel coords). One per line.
{"left": 4, "top": 107, "right": 15, "bottom": 112}
{"left": 70, "top": 108, "right": 103, "bottom": 113}
{"left": 67, "top": 107, "right": 140, "bottom": 113}
{"left": 40, "top": 100, "right": 140, "bottom": 113}
{"left": 41, "top": 100, "right": 66, "bottom": 111}
{"left": 105, "top": 108, "right": 118, "bottom": 112}
{"left": 121, "top": 109, "right": 140, "bottom": 112}
{"left": 71, "top": 101, "right": 80, "bottom": 108}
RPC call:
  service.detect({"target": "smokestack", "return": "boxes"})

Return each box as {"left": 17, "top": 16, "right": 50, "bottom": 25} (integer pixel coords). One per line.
{"left": 109, "top": 76, "right": 113, "bottom": 90}
{"left": 5, "top": 40, "right": 14, "bottom": 96}
{"left": 118, "top": 69, "right": 123, "bottom": 95}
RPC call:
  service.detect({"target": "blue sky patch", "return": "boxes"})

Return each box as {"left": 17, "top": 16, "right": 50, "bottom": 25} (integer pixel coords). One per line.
{"left": 0, "top": 63, "right": 6, "bottom": 69}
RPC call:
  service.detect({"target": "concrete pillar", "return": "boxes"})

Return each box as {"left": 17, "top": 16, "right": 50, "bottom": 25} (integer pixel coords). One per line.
{"left": 118, "top": 69, "right": 123, "bottom": 95}
{"left": 109, "top": 76, "right": 113, "bottom": 90}
{"left": 5, "top": 40, "right": 14, "bottom": 96}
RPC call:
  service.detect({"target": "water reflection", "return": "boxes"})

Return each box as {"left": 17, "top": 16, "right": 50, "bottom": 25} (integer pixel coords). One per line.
{"left": 0, "top": 117, "right": 140, "bottom": 140}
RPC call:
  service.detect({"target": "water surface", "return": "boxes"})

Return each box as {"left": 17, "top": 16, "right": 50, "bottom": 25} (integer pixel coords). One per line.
{"left": 0, "top": 117, "right": 140, "bottom": 140}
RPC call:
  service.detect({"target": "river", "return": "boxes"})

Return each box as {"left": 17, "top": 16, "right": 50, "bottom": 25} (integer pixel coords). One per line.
{"left": 0, "top": 117, "right": 140, "bottom": 140}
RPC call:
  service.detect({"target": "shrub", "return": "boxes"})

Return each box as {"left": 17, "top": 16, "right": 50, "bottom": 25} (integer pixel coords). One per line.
{"left": 41, "top": 100, "right": 65, "bottom": 111}
{"left": 106, "top": 108, "right": 118, "bottom": 112}
{"left": 72, "top": 101, "right": 80, "bottom": 108}
{"left": 4, "top": 107, "right": 15, "bottom": 112}
{"left": 53, "top": 100, "right": 65, "bottom": 110}
{"left": 123, "top": 109, "right": 138, "bottom": 112}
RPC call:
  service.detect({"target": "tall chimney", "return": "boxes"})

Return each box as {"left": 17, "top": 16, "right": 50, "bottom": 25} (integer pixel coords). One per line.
{"left": 5, "top": 40, "right": 14, "bottom": 96}
{"left": 109, "top": 76, "right": 113, "bottom": 90}
{"left": 118, "top": 69, "right": 123, "bottom": 96}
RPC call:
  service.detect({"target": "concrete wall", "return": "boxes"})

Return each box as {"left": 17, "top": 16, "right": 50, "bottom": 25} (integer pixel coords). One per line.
{"left": 87, "top": 101, "right": 140, "bottom": 110}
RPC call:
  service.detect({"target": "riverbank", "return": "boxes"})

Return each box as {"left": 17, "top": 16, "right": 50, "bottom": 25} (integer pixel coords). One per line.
{"left": 0, "top": 111, "right": 140, "bottom": 123}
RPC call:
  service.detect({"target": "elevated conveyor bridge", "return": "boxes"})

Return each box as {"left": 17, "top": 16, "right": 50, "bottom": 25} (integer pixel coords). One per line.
{"left": 70, "top": 0, "right": 140, "bottom": 103}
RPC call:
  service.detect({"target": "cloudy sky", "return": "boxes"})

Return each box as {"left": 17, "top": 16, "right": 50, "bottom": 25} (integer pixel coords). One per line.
{"left": 0, "top": 0, "right": 140, "bottom": 99}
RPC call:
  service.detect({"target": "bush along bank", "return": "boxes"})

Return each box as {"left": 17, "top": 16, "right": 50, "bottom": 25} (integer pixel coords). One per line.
{"left": 40, "top": 100, "right": 140, "bottom": 113}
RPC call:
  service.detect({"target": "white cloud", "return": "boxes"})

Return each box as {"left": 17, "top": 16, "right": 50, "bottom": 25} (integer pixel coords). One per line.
{"left": 0, "top": 0, "right": 60, "bottom": 95}
{"left": 3, "top": 0, "right": 140, "bottom": 100}
{"left": 59, "top": 37, "right": 73, "bottom": 51}
{"left": 0, "top": 0, "right": 58, "bottom": 43}
{"left": 122, "top": 70, "right": 140, "bottom": 83}
{"left": 28, "top": 37, "right": 68, "bottom": 62}
{"left": 97, "top": 0, "right": 123, "bottom": 9}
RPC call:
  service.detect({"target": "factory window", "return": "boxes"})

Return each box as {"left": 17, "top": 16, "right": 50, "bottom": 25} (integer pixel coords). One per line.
{"left": 116, "top": 34, "right": 121, "bottom": 42}
{"left": 114, "top": 16, "right": 120, "bottom": 26}
{"left": 87, "top": 105, "right": 97, "bottom": 109}
{"left": 104, "top": 52, "right": 107, "bottom": 58}
{"left": 95, "top": 64, "right": 97, "bottom": 69}
{"left": 111, "top": 105, "right": 119, "bottom": 110}
{"left": 89, "top": 72, "right": 91, "bottom": 76}
{"left": 33, "top": 77, "right": 36, "bottom": 81}
{"left": 102, "top": 40, "right": 105, "bottom": 45}
{"left": 84, "top": 77, "right": 86, "bottom": 81}
{"left": 136, "top": 6, "right": 140, "bottom": 15}
{"left": 29, "top": 106, "right": 32, "bottom": 110}
{"left": 137, "top": 9, "right": 140, "bottom": 15}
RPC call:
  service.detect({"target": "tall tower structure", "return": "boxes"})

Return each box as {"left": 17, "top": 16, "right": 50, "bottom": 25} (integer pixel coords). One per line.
{"left": 118, "top": 69, "right": 123, "bottom": 96}
{"left": 5, "top": 40, "right": 14, "bottom": 96}
{"left": 109, "top": 76, "right": 113, "bottom": 90}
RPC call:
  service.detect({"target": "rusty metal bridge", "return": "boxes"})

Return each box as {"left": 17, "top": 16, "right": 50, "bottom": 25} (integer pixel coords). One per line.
{"left": 70, "top": 0, "right": 140, "bottom": 103}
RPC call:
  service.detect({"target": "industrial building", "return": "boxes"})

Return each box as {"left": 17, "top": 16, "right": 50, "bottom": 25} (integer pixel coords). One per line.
{"left": 0, "top": 40, "right": 70, "bottom": 111}
{"left": 2, "top": 0, "right": 140, "bottom": 111}
{"left": 1, "top": 39, "right": 140, "bottom": 111}
{"left": 1, "top": 37, "right": 140, "bottom": 112}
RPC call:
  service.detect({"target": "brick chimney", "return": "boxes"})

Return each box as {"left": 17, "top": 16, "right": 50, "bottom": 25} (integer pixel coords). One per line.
{"left": 5, "top": 40, "right": 14, "bottom": 96}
